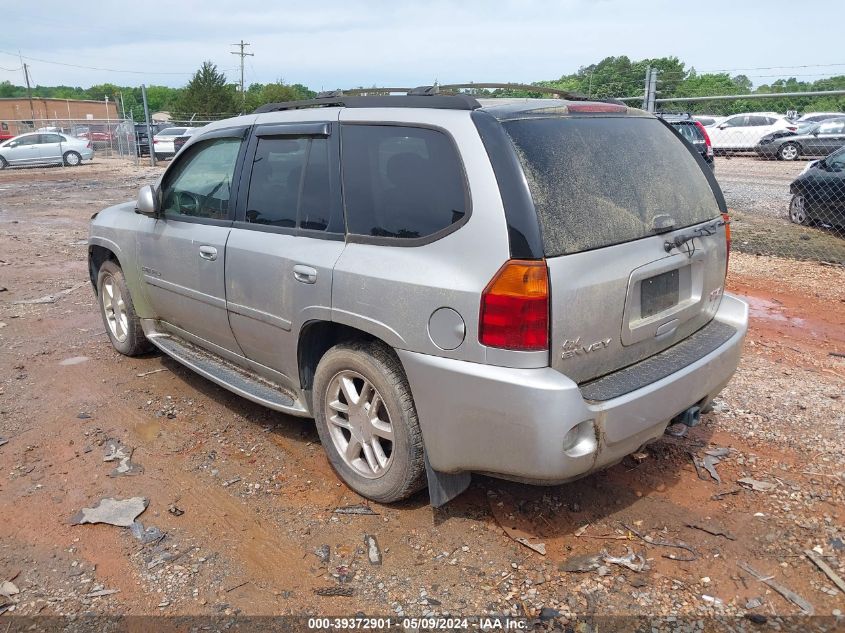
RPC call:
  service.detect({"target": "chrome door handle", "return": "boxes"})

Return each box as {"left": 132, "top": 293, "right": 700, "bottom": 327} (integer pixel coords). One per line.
{"left": 293, "top": 264, "right": 317, "bottom": 284}
{"left": 198, "top": 245, "right": 218, "bottom": 261}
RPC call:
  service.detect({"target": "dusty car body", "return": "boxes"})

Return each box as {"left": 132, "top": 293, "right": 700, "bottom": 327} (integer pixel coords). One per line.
{"left": 88, "top": 93, "right": 747, "bottom": 505}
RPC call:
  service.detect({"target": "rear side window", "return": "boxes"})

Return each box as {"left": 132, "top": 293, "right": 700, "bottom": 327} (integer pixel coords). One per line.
{"left": 245, "top": 136, "right": 331, "bottom": 231}
{"left": 503, "top": 116, "right": 720, "bottom": 256}
{"left": 341, "top": 125, "right": 468, "bottom": 240}
{"left": 160, "top": 128, "right": 187, "bottom": 136}
{"left": 671, "top": 122, "right": 704, "bottom": 144}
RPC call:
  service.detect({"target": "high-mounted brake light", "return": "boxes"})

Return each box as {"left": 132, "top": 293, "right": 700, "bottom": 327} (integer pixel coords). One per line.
{"left": 479, "top": 260, "right": 549, "bottom": 351}
{"left": 567, "top": 103, "right": 627, "bottom": 114}
{"left": 722, "top": 212, "right": 731, "bottom": 276}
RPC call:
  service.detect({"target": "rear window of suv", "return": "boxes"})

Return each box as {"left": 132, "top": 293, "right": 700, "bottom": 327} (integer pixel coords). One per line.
{"left": 502, "top": 116, "right": 720, "bottom": 256}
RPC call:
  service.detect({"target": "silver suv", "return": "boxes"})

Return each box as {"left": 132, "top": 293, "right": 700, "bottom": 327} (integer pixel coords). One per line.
{"left": 88, "top": 92, "right": 748, "bottom": 505}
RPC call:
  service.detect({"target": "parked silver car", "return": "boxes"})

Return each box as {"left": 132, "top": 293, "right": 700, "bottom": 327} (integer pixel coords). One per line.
{"left": 88, "top": 93, "right": 747, "bottom": 505}
{"left": 0, "top": 132, "right": 94, "bottom": 168}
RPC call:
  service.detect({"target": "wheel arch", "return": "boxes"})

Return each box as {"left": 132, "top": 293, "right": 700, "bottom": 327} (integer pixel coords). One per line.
{"left": 88, "top": 242, "right": 121, "bottom": 295}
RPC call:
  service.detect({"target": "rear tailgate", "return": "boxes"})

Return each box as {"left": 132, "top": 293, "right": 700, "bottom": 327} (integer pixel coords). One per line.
{"left": 502, "top": 114, "right": 728, "bottom": 384}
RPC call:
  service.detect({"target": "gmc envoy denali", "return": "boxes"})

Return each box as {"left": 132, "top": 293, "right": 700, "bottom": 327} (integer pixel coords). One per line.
{"left": 88, "top": 90, "right": 748, "bottom": 505}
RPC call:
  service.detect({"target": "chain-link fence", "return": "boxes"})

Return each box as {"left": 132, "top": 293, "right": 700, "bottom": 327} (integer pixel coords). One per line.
{"left": 0, "top": 118, "right": 138, "bottom": 163}
{"left": 624, "top": 93, "right": 845, "bottom": 265}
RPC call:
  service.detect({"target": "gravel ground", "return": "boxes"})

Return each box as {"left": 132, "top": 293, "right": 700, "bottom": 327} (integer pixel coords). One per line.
{"left": 0, "top": 162, "right": 843, "bottom": 631}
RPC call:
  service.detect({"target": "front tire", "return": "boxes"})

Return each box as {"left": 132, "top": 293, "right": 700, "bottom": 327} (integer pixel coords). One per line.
{"left": 789, "top": 195, "right": 811, "bottom": 225}
{"left": 778, "top": 143, "right": 800, "bottom": 161}
{"left": 313, "top": 341, "right": 426, "bottom": 503}
{"left": 63, "top": 150, "right": 82, "bottom": 166}
{"left": 97, "top": 260, "right": 151, "bottom": 356}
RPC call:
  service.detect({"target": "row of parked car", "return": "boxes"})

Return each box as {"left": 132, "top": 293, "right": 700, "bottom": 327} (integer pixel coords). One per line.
{"left": 689, "top": 111, "right": 845, "bottom": 160}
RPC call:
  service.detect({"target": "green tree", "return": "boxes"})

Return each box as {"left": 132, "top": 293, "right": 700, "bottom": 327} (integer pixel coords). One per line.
{"left": 176, "top": 62, "right": 237, "bottom": 118}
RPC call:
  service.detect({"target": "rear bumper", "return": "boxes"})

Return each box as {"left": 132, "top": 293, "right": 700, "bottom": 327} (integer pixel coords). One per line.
{"left": 399, "top": 293, "right": 748, "bottom": 484}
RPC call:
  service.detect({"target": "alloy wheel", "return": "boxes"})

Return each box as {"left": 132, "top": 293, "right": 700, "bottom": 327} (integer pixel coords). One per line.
{"left": 325, "top": 370, "right": 394, "bottom": 479}
{"left": 789, "top": 195, "right": 808, "bottom": 225}
{"left": 101, "top": 274, "right": 128, "bottom": 342}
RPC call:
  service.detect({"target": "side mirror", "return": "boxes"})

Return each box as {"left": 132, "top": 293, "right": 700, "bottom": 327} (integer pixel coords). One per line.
{"left": 717, "top": 124, "right": 727, "bottom": 130}
{"left": 136, "top": 185, "right": 160, "bottom": 217}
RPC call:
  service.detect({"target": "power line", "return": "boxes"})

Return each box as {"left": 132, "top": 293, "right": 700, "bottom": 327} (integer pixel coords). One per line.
{"left": 0, "top": 49, "right": 238, "bottom": 76}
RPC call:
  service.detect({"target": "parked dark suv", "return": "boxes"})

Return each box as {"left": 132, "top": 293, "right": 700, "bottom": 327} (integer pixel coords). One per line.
{"left": 656, "top": 112, "right": 715, "bottom": 170}
{"left": 134, "top": 123, "right": 172, "bottom": 157}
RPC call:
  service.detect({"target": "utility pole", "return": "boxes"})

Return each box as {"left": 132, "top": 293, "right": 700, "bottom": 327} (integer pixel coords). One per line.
{"left": 642, "top": 66, "right": 658, "bottom": 113}
{"left": 22, "top": 63, "right": 35, "bottom": 121}
{"left": 231, "top": 40, "right": 253, "bottom": 112}
{"left": 141, "top": 84, "right": 156, "bottom": 167}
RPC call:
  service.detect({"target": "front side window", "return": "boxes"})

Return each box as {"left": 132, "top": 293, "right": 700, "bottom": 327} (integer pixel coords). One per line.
{"left": 341, "top": 125, "right": 468, "bottom": 240}
{"left": 819, "top": 121, "right": 845, "bottom": 135}
{"left": 244, "top": 136, "right": 331, "bottom": 231}
{"left": 161, "top": 137, "right": 241, "bottom": 220}
{"left": 723, "top": 116, "right": 746, "bottom": 127}
{"left": 15, "top": 135, "right": 39, "bottom": 146}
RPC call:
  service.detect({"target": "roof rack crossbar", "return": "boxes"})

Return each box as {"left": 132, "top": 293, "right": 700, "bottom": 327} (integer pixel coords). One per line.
{"left": 253, "top": 93, "right": 481, "bottom": 114}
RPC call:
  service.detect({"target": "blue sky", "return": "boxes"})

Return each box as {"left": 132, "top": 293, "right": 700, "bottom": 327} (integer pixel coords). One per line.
{"left": 1, "top": 0, "right": 843, "bottom": 91}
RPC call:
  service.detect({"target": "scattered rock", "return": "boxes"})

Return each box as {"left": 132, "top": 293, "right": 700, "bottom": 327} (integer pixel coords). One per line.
{"left": 71, "top": 497, "right": 148, "bottom": 527}
{"left": 364, "top": 535, "right": 382, "bottom": 565}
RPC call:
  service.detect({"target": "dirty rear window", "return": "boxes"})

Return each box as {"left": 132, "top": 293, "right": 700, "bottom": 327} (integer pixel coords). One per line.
{"left": 503, "top": 116, "right": 719, "bottom": 256}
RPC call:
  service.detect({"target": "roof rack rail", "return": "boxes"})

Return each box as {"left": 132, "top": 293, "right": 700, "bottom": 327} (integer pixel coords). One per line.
{"left": 252, "top": 83, "right": 623, "bottom": 114}
{"left": 253, "top": 92, "right": 481, "bottom": 114}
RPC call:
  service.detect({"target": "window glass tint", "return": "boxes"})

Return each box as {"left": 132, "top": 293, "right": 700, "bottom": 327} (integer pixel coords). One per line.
{"left": 819, "top": 121, "right": 845, "bottom": 134}
{"left": 245, "top": 137, "right": 331, "bottom": 230}
{"left": 724, "top": 116, "right": 746, "bottom": 127}
{"left": 503, "top": 116, "right": 720, "bottom": 256}
{"left": 341, "top": 125, "right": 467, "bottom": 239}
{"left": 16, "top": 135, "right": 39, "bottom": 146}
{"left": 162, "top": 137, "right": 241, "bottom": 220}
{"left": 671, "top": 122, "right": 703, "bottom": 143}
{"left": 41, "top": 134, "right": 64, "bottom": 143}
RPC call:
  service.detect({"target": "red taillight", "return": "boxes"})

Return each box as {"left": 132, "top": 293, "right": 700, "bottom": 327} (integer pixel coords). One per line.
{"left": 694, "top": 121, "right": 712, "bottom": 148}
{"left": 479, "top": 260, "right": 549, "bottom": 351}
{"left": 567, "top": 103, "right": 627, "bottom": 114}
{"left": 787, "top": 126, "right": 797, "bottom": 131}
{"left": 722, "top": 212, "right": 731, "bottom": 276}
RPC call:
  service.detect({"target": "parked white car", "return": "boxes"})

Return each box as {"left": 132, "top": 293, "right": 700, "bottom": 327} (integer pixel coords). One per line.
{"left": 707, "top": 113, "right": 797, "bottom": 151}
{"left": 796, "top": 112, "right": 845, "bottom": 123}
{"left": 152, "top": 127, "right": 189, "bottom": 160}
{"left": 0, "top": 132, "right": 94, "bottom": 168}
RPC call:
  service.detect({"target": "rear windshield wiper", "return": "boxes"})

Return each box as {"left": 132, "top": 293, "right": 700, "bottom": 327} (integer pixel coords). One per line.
{"left": 663, "top": 217, "right": 728, "bottom": 256}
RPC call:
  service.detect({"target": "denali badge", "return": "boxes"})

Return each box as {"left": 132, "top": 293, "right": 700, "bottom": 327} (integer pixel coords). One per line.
{"left": 561, "top": 337, "right": 611, "bottom": 360}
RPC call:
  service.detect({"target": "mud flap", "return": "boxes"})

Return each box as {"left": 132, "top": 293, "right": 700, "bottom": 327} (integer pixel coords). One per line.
{"left": 425, "top": 453, "right": 471, "bottom": 507}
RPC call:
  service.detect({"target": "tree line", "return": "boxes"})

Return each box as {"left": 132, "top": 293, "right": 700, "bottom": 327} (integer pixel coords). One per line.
{"left": 1, "top": 56, "right": 843, "bottom": 120}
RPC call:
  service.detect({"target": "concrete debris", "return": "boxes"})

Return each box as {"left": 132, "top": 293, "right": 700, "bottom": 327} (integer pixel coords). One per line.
{"left": 0, "top": 581, "right": 19, "bottom": 598}
{"left": 804, "top": 549, "right": 845, "bottom": 596}
{"left": 603, "top": 547, "right": 647, "bottom": 572}
{"left": 738, "top": 560, "right": 814, "bottom": 615}
{"left": 130, "top": 521, "right": 164, "bottom": 544}
{"left": 85, "top": 589, "right": 119, "bottom": 598}
{"left": 738, "top": 478, "right": 777, "bottom": 492}
{"left": 333, "top": 504, "right": 378, "bottom": 515}
{"left": 103, "top": 439, "right": 143, "bottom": 477}
{"left": 71, "top": 497, "right": 148, "bottom": 527}
{"left": 686, "top": 522, "right": 737, "bottom": 540}
{"left": 364, "top": 535, "right": 382, "bottom": 565}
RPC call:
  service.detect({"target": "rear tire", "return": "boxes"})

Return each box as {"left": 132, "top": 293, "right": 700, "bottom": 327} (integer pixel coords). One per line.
{"left": 778, "top": 143, "right": 800, "bottom": 161}
{"left": 96, "top": 260, "right": 151, "bottom": 356}
{"left": 63, "top": 151, "right": 82, "bottom": 167}
{"left": 312, "top": 341, "right": 426, "bottom": 503}
{"left": 789, "top": 195, "right": 811, "bottom": 225}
